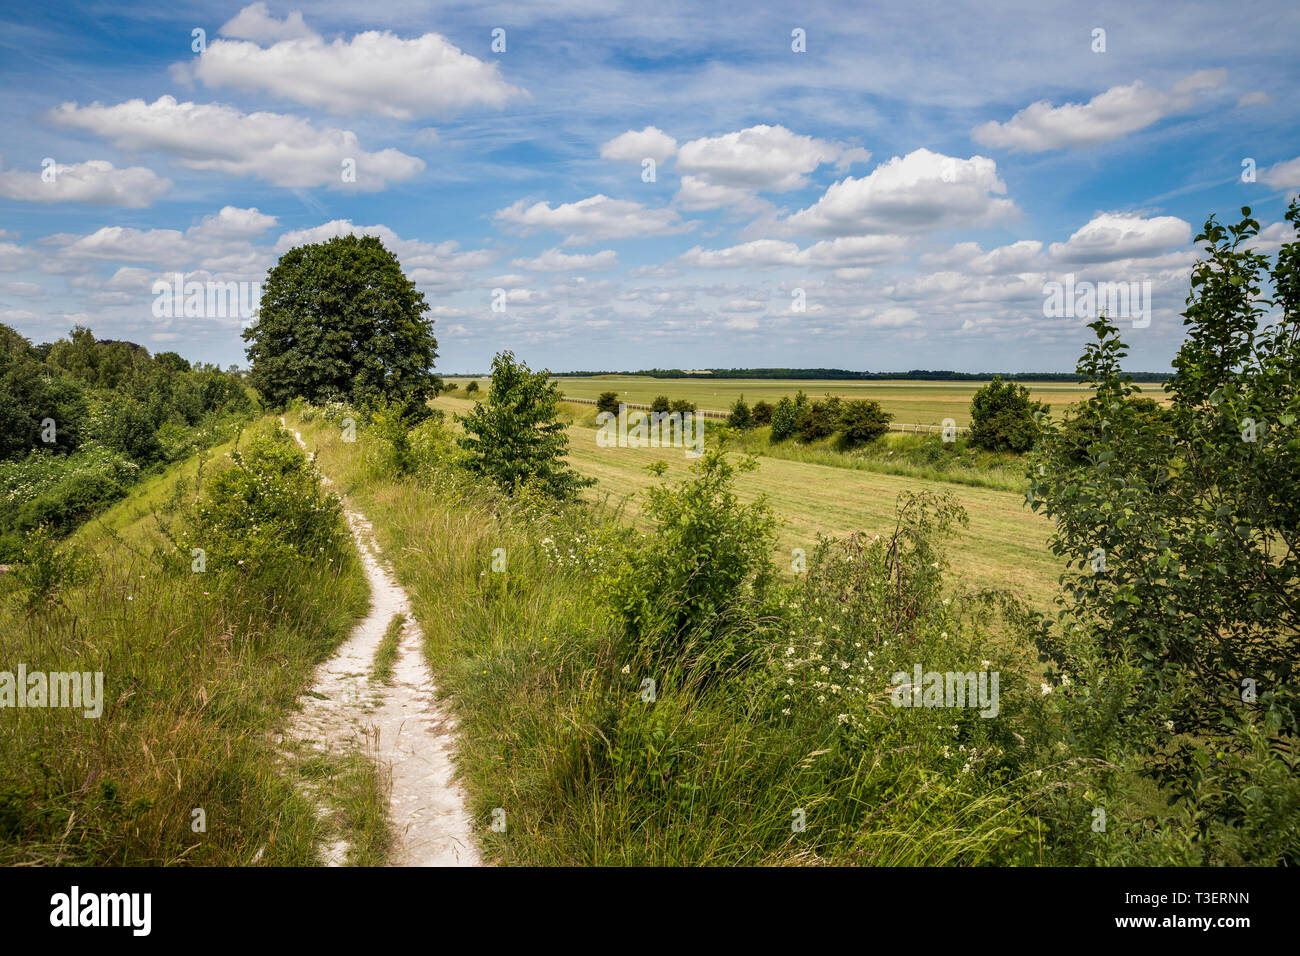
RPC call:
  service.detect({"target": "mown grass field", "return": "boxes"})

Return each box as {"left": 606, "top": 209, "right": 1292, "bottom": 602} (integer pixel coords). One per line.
{"left": 432, "top": 395, "right": 1061, "bottom": 610}
{"left": 445, "top": 375, "right": 1101, "bottom": 426}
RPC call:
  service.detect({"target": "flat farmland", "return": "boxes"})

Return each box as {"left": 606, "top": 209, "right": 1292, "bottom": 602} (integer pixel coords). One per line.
{"left": 432, "top": 395, "right": 1061, "bottom": 609}
{"left": 446, "top": 375, "right": 1097, "bottom": 426}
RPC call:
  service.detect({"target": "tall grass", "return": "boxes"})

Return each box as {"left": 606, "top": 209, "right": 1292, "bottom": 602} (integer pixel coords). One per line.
{"left": 0, "top": 418, "right": 370, "bottom": 865}
{"left": 288, "top": 409, "right": 1057, "bottom": 865}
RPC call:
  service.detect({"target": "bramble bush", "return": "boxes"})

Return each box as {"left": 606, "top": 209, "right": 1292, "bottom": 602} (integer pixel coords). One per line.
{"left": 0, "top": 448, "right": 139, "bottom": 558}
{"left": 601, "top": 445, "right": 778, "bottom": 683}
{"left": 8, "top": 525, "right": 92, "bottom": 611}
{"left": 169, "top": 431, "right": 350, "bottom": 580}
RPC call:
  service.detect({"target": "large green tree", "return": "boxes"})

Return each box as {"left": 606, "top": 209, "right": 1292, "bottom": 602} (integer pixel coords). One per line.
{"left": 457, "top": 351, "right": 593, "bottom": 499}
{"left": 243, "top": 235, "right": 437, "bottom": 408}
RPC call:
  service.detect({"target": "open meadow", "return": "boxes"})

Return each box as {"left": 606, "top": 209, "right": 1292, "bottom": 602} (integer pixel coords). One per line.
{"left": 432, "top": 395, "right": 1061, "bottom": 609}
{"left": 442, "top": 376, "right": 1107, "bottom": 427}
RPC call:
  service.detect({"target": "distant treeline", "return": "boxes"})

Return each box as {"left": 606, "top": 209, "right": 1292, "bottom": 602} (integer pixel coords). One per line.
{"left": 547, "top": 368, "right": 1172, "bottom": 382}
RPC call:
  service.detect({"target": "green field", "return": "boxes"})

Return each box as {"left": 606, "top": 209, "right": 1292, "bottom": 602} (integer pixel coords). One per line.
{"left": 433, "top": 395, "right": 1060, "bottom": 609}
{"left": 446, "top": 375, "right": 1100, "bottom": 427}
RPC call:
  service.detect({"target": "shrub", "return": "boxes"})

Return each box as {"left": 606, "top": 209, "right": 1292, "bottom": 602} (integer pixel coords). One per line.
{"left": 651, "top": 395, "right": 671, "bottom": 414}
{"left": 768, "top": 396, "right": 799, "bottom": 442}
{"left": 969, "top": 376, "right": 1046, "bottom": 452}
{"left": 0, "top": 448, "right": 137, "bottom": 549}
{"left": 87, "top": 394, "right": 164, "bottom": 465}
{"left": 9, "top": 525, "right": 91, "bottom": 611}
{"left": 457, "top": 351, "right": 594, "bottom": 500}
{"left": 465, "top": 381, "right": 480, "bottom": 395}
{"left": 726, "top": 394, "right": 752, "bottom": 429}
{"left": 750, "top": 400, "right": 773, "bottom": 425}
{"left": 176, "top": 431, "right": 349, "bottom": 576}
{"left": 669, "top": 398, "right": 696, "bottom": 415}
{"left": 1028, "top": 202, "right": 1300, "bottom": 857}
{"left": 797, "top": 397, "right": 841, "bottom": 442}
{"left": 595, "top": 390, "right": 619, "bottom": 414}
{"left": 406, "top": 413, "right": 456, "bottom": 473}
{"left": 602, "top": 446, "right": 777, "bottom": 682}
{"left": 365, "top": 398, "right": 419, "bottom": 475}
{"left": 1055, "top": 396, "right": 1168, "bottom": 465}
{"left": 838, "top": 399, "right": 892, "bottom": 446}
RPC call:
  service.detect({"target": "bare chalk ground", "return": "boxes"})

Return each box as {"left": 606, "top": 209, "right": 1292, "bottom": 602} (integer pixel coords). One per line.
{"left": 278, "top": 419, "right": 480, "bottom": 866}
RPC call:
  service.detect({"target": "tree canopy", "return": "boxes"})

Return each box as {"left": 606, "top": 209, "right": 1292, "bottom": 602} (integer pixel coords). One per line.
{"left": 243, "top": 234, "right": 437, "bottom": 409}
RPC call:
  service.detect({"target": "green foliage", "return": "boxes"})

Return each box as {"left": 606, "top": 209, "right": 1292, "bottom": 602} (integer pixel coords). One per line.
{"left": 595, "top": 390, "right": 619, "bottom": 414}
{"left": 768, "top": 395, "right": 799, "bottom": 442}
{"left": 0, "top": 323, "right": 249, "bottom": 496}
{"left": 726, "top": 394, "right": 752, "bottom": 429}
{"left": 46, "top": 327, "right": 147, "bottom": 389}
{"left": 0, "top": 348, "right": 87, "bottom": 459}
{"left": 650, "top": 394, "right": 671, "bottom": 414}
{"left": 174, "top": 431, "right": 349, "bottom": 577}
{"left": 8, "top": 525, "right": 91, "bottom": 611}
{"left": 669, "top": 398, "right": 696, "bottom": 415}
{"left": 969, "top": 376, "right": 1046, "bottom": 452}
{"left": 0, "top": 419, "right": 368, "bottom": 865}
{"left": 1028, "top": 202, "right": 1300, "bottom": 858}
{"left": 465, "top": 381, "right": 480, "bottom": 395}
{"left": 797, "top": 396, "right": 841, "bottom": 443}
{"left": 750, "top": 399, "right": 773, "bottom": 425}
{"left": 86, "top": 393, "right": 164, "bottom": 465}
{"left": 365, "top": 399, "right": 419, "bottom": 475}
{"left": 457, "top": 351, "right": 594, "bottom": 500}
{"left": 837, "top": 398, "right": 892, "bottom": 446}
{"left": 243, "top": 234, "right": 438, "bottom": 409}
{"left": 0, "top": 448, "right": 139, "bottom": 557}
{"left": 1055, "top": 396, "right": 1168, "bottom": 466}
{"left": 602, "top": 445, "right": 777, "bottom": 681}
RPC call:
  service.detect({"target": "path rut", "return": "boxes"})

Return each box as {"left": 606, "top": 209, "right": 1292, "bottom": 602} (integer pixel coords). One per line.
{"left": 278, "top": 419, "right": 480, "bottom": 866}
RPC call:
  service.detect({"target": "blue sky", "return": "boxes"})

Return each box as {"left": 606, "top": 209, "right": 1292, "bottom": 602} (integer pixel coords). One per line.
{"left": 1, "top": 0, "right": 1297, "bottom": 372}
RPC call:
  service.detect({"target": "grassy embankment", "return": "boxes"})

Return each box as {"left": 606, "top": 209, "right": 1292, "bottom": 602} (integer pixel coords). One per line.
{"left": 0, "top": 417, "right": 384, "bottom": 865}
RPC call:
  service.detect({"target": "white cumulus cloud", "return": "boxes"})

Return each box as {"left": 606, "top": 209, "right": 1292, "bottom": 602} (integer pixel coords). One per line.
{"left": 512, "top": 248, "right": 618, "bottom": 271}
{"left": 218, "top": 3, "right": 314, "bottom": 42}
{"left": 0, "top": 159, "right": 171, "bottom": 207}
{"left": 600, "top": 126, "right": 678, "bottom": 164}
{"left": 495, "top": 194, "right": 693, "bottom": 244}
{"left": 973, "top": 70, "right": 1227, "bottom": 151}
{"left": 783, "top": 148, "right": 1016, "bottom": 236}
{"left": 669, "top": 124, "right": 871, "bottom": 209}
{"left": 1048, "top": 213, "right": 1192, "bottom": 263}
{"left": 51, "top": 96, "right": 424, "bottom": 189}
{"left": 1260, "top": 155, "right": 1300, "bottom": 190}
{"left": 189, "top": 7, "right": 525, "bottom": 119}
